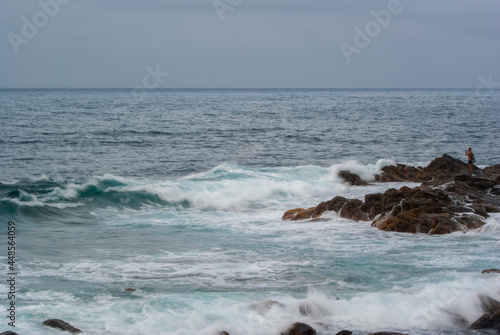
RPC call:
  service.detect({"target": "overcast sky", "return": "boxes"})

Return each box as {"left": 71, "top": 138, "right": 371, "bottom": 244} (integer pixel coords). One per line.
{"left": 1, "top": 0, "right": 499, "bottom": 89}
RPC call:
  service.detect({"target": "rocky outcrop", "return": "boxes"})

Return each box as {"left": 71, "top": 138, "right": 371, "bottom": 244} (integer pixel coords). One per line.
{"left": 482, "top": 269, "right": 500, "bottom": 274}
{"left": 371, "top": 186, "right": 487, "bottom": 234}
{"left": 375, "top": 154, "right": 482, "bottom": 185}
{"left": 338, "top": 170, "right": 369, "bottom": 186}
{"left": 42, "top": 319, "right": 81, "bottom": 333}
{"left": 283, "top": 155, "right": 500, "bottom": 234}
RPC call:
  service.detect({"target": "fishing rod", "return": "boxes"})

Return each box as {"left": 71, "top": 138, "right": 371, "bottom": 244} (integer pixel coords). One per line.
{"left": 447, "top": 111, "right": 467, "bottom": 152}
{"left": 457, "top": 131, "right": 467, "bottom": 152}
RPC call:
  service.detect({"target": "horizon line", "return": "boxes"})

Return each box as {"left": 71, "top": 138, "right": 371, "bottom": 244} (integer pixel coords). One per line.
{"left": 0, "top": 87, "right": 489, "bottom": 90}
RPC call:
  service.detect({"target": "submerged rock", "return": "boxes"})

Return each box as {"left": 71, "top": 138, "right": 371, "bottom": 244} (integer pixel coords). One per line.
{"left": 335, "top": 331, "right": 352, "bottom": 335}
{"left": 42, "top": 319, "right": 81, "bottom": 333}
{"left": 482, "top": 269, "right": 500, "bottom": 274}
{"left": 281, "top": 322, "right": 316, "bottom": 335}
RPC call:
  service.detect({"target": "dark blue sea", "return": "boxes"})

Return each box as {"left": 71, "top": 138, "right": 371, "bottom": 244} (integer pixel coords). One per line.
{"left": 0, "top": 89, "right": 499, "bottom": 334}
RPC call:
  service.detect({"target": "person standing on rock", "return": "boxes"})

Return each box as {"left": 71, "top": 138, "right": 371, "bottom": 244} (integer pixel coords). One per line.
{"left": 465, "top": 147, "right": 474, "bottom": 175}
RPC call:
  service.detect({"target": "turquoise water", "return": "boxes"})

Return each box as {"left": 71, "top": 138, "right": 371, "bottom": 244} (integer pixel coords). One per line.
{"left": 0, "top": 89, "right": 499, "bottom": 334}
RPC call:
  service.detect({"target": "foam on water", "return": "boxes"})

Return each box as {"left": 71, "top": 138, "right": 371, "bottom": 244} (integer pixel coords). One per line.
{"left": 1, "top": 160, "right": 415, "bottom": 219}
{"left": 11, "top": 276, "right": 500, "bottom": 335}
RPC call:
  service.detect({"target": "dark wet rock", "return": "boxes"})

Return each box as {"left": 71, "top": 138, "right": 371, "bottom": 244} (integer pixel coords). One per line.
{"left": 482, "top": 269, "right": 500, "bottom": 274}
{"left": 124, "top": 287, "right": 136, "bottom": 292}
{"left": 339, "top": 198, "right": 369, "bottom": 221}
{"left": 454, "top": 175, "right": 498, "bottom": 190}
{"left": 470, "top": 310, "right": 500, "bottom": 329}
{"left": 335, "top": 331, "right": 352, "bottom": 335}
{"left": 338, "top": 170, "right": 369, "bottom": 186}
{"left": 219, "top": 332, "right": 230, "bottom": 335}
{"left": 42, "top": 319, "right": 81, "bottom": 333}
{"left": 479, "top": 295, "right": 500, "bottom": 312}
{"left": 368, "top": 333, "right": 410, "bottom": 335}
{"left": 281, "top": 322, "right": 316, "bottom": 335}
{"left": 470, "top": 296, "right": 500, "bottom": 330}
{"left": 0, "top": 331, "right": 19, "bottom": 335}
{"left": 484, "top": 164, "right": 500, "bottom": 180}
{"left": 375, "top": 163, "right": 423, "bottom": 183}
{"left": 418, "top": 153, "right": 477, "bottom": 184}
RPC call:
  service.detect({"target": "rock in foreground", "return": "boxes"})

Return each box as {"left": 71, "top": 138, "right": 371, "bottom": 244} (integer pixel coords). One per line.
{"left": 470, "top": 296, "right": 500, "bottom": 331}
{"left": 42, "top": 319, "right": 81, "bottom": 333}
{"left": 281, "top": 322, "right": 316, "bottom": 335}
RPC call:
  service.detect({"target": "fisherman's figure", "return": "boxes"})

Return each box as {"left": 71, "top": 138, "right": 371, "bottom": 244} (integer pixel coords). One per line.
{"left": 465, "top": 147, "right": 475, "bottom": 176}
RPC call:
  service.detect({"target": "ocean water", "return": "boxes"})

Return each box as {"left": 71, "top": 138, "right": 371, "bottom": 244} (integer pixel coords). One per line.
{"left": 0, "top": 89, "right": 499, "bottom": 335}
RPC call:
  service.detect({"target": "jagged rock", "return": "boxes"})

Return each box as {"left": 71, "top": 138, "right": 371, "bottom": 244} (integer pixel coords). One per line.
{"left": 376, "top": 163, "right": 423, "bottom": 183}
{"left": 339, "top": 199, "right": 369, "bottom": 221}
{"left": 338, "top": 170, "right": 369, "bottom": 186}
{"left": 281, "top": 322, "right": 316, "bottom": 335}
{"left": 482, "top": 269, "right": 500, "bottom": 274}
{"left": 42, "top": 319, "right": 81, "bottom": 333}
{"left": 470, "top": 296, "right": 500, "bottom": 330}
{"left": 282, "top": 208, "right": 315, "bottom": 220}
{"left": 418, "top": 153, "right": 476, "bottom": 184}
{"left": 372, "top": 186, "right": 485, "bottom": 234}
{"left": 479, "top": 295, "right": 500, "bottom": 312}
{"left": 470, "top": 309, "right": 500, "bottom": 329}
{"left": 484, "top": 164, "right": 500, "bottom": 180}
{"left": 454, "top": 175, "right": 498, "bottom": 190}
{"left": 376, "top": 154, "right": 480, "bottom": 185}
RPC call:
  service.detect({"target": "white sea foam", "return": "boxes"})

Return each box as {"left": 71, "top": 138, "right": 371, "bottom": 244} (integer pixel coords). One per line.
{"left": 14, "top": 278, "right": 500, "bottom": 335}
{"left": 473, "top": 213, "right": 500, "bottom": 233}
